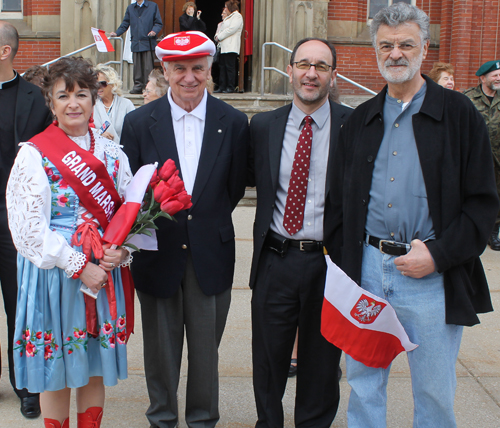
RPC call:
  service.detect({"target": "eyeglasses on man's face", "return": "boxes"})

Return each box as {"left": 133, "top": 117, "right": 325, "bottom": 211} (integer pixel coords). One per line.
{"left": 377, "top": 43, "right": 420, "bottom": 54}
{"left": 292, "top": 61, "right": 333, "bottom": 72}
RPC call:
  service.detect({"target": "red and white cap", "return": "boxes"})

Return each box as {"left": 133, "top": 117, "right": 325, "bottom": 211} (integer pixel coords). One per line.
{"left": 155, "top": 31, "right": 216, "bottom": 62}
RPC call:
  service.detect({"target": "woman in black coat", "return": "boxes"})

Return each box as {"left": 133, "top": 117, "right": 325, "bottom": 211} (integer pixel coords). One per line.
{"left": 179, "top": 2, "right": 206, "bottom": 32}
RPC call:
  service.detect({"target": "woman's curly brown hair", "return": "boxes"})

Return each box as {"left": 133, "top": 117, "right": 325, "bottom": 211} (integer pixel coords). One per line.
{"left": 42, "top": 57, "right": 99, "bottom": 109}
{"left": 428, "top": 62, "right": 454, "bottom": 84}
{"left": 182, "top": 2, "right": 197, "bottom": 14}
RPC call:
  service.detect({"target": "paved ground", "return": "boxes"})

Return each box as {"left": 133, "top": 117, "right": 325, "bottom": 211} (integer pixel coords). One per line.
{"left": 1, "top": 205, "right": 500, "bottom": 427}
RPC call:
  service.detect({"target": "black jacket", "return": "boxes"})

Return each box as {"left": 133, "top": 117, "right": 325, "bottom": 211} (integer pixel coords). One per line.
{"left": 324, "top": 75, "right": 499, "bottom": 326}
{"left": 121, "top": 94, "right": 249, "bottom": 298}
{"left": 179, "top": 14, "right": 207, "bottom": 33}
{"left": 115, "top": 0, "right": 163, "bottom": 52}
{"left": 247, "top": 100, "right": 352, "bottom": 288}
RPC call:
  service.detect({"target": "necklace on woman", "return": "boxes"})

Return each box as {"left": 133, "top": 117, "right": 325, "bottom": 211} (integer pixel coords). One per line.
{"left": 102, "top": 96, "right": 114, "bottom": 114}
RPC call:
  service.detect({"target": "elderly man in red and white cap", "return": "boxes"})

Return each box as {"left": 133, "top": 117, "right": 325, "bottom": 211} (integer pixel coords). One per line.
{"left": 121, "top": 31, "right": 249, "bottom": 428}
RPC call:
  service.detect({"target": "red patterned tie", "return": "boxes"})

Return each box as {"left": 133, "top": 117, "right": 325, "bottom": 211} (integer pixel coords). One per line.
{"left": 283, "top": 115, "right": 313, "bottom": 236}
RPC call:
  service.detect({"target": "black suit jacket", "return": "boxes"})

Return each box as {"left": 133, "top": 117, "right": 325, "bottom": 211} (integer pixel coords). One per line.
{"left": 247, "top": 100, "right": 352, "bottom": 288}
{"left": 14, "top": 77, "right": 52, "bottom": 148}
{"left": 121, "top": 94, "right": 249, "bottom": 298}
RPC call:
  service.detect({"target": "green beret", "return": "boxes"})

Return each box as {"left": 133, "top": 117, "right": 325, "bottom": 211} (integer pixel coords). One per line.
{"left": 476, "top": 60, "right": 500, "bottom": 76}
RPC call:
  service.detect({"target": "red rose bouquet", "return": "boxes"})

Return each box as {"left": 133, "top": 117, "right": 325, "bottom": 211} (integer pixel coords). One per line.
{"left": 123, "top": 159, "right": 192, "bottom": 251}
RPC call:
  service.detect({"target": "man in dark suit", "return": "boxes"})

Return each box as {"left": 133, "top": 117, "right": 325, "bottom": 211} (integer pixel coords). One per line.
{"left": 0, "top": 20, "right": 51, "bottom": 419}
{"left": 110, "top": 0, "right": 163, "bottom": 94}
{"left": 247, "top": 38, "right": 351, "bottom": 428}
{"left": 121, "top": 31, "right": 248, "bottom": 428}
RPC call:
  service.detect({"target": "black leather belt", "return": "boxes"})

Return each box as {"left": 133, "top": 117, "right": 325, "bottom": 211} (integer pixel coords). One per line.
{"left": 265, "top": 230, "right": 323, "bottom": 256}
{"left": 365, "top": 234, "right": 411, "bottom": 256}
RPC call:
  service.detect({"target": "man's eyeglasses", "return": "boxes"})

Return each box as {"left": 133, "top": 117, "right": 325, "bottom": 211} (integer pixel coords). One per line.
{"left": 377, "top": 43, "right": 420, "bottom": 54}
{"left": 143, "top": 89, "right": 151, "bottom": 95}
{"left": 292, "top": 61, "right": 333, "bottom": 72}
{"left": 98, "top": 81, "right": 108, "bottom": 88}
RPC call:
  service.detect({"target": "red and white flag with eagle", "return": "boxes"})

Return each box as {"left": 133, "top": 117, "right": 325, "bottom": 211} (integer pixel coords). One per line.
{"left": 321, "top": 256, "right": 417, "bottom": 369}
{"left": 91, "top": 27, "right": 115, "bottom": 53}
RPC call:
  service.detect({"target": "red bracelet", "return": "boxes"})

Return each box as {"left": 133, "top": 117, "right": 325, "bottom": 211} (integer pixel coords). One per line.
{"left": 71, "top": 257, "right": 89, "bottom": 279}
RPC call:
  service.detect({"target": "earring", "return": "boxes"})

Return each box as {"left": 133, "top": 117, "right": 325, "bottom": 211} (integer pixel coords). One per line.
{"left": 52, "top": 117, "right": 58, "bottom": 126}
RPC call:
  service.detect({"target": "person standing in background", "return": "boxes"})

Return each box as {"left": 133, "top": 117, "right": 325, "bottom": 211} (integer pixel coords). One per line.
{"left": 0, "top": 20, "right": 51, "bottom": 420}
{"left": 179, "top": 2, "right": 207, "bottom": 33}
{"left": 110, "top": 0, "right": 162, "bottom": 94}
{"left": 464, "top": 60, "right": 500, "bottom": 250}
{"left": 214, "top": 0, "right": 243, "bottom": 93}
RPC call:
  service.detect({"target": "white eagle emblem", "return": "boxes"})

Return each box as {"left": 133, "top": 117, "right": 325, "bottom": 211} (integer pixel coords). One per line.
{"left": 351, "top": 296, "right": 385, "bottom": 324}
{"left": 174, "top": 36, "right": 190, "bottom": 46}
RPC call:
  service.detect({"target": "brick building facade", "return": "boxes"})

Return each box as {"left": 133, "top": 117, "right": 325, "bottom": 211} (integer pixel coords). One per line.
{"left": 3, "top": 1, "right": 500, "bottom": 94}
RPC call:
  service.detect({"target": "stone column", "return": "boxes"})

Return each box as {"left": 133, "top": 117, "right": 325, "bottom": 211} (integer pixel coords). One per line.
{"left": 59, "top": 1, "right": 132, "bottom": 86}
{"left": 251, "top": 0, "right": 329, "bottom": 94}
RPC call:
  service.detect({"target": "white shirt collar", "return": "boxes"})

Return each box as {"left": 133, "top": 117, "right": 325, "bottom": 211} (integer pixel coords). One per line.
{"left": 167, "top": 87, "right": 208, "bottom": 122}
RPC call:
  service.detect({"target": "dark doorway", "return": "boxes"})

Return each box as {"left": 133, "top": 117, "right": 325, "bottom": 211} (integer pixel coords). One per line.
{"left": 196, "top": 0, "right": 224, "bottom": 41}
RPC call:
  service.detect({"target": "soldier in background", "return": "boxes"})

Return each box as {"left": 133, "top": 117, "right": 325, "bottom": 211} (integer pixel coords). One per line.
{"left": 464, "top": 60, "right": 500, "bottom": 250}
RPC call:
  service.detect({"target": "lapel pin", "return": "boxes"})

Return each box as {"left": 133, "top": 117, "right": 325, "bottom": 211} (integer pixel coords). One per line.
{"left": 218, "top": 129, "right": 222, "bottom": 133}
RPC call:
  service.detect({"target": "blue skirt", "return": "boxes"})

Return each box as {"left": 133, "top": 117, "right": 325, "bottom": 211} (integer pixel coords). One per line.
{"left": 13, "top": 254, "right": 128, "bottom": 393}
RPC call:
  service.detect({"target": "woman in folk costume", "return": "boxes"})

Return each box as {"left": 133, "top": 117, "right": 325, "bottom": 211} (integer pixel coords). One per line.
{"left": 6, "top": 57, "right": 134, "bottom": 428}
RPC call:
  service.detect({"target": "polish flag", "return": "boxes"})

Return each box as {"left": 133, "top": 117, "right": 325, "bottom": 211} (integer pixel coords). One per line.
{"left": 103, "top": 163, "right": 157, "bottom": 247}
{"left": 321, "top": 257, "right": 417, "bottom": 369}
{"left": 91, "top": 27, "right": 115, "bottom": 52}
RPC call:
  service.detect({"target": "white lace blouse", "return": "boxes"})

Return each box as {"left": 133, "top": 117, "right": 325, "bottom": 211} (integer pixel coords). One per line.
{"left": 6, "top": 130, "right": 133, "bottom": 276}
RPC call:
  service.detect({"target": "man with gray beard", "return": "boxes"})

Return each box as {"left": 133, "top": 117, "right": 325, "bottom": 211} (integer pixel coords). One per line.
{"left": 324, "top": 3, "right": 498, "bottom": 427}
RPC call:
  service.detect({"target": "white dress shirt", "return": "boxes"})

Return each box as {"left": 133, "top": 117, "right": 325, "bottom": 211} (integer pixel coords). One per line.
{"left": 167, "top": 87, "right": 207, "bottom": 195}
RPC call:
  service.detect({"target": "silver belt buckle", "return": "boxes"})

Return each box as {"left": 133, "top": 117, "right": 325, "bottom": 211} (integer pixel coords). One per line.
{"left": 378, "top": 239, "right": 395, "bottom": 254}
{"left": 299, "top": 240, "right": 314, "bottom": 251}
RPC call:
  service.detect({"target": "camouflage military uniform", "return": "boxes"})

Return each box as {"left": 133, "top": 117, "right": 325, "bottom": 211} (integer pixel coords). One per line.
{"left": 464, "top": 84, "right": 500, "bottom": 222}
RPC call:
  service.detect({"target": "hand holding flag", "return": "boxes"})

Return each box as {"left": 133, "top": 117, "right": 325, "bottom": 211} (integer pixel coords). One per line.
{"left": 321, "top": 256, "right": 417, "bottom": 369}
{"left": 91, "top": 27, "right": 115, "bottom": 53}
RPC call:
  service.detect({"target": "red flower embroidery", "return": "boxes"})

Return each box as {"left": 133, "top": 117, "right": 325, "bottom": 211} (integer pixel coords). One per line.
{"left": 44, "top": 332, "right": 53, "bottom": 344}
{"left": 117, "top": 316, "right": 126, "bottom": 330}
{"left": 44, "top": 345, "right": 53, "bottom": 360}
{"left": 51, "top": 174, "right": 61, "bottom": 182}
{"left": 109, "top": 335, "right": 115, "bottom": 348}
{"left": 66, "top": 336, "right": 72, "bottom": 342}
{"left": 68, "top": 349, "right": 73, "bottom": 355}
{"left": 59, "top": 178, "right": 69, "bottom": 189}
{"left": 25, "top": 342, "right": 36, "bottom": 357}
{"left": 16, "top": 340, "right": 21, "bottom": 345}
{"left": 102, "top": 322, "right": 113, "bottom": 335}
{"left": 116, "top": 331, "right": 126, "bottom": 344}
{"left": 22, "top": 329, "right": 30, "bottom": 340}
{"left": 44, "top": 166, "right": 53, "bottom": 177}
{"left": 35, "top": 331, "right": 42, "bottom": 340}
{"left": 73, "top": 329, "right": 86, "bottom": 339}
{"left": 57, "top": 194, "right": 69, "bottom": 207}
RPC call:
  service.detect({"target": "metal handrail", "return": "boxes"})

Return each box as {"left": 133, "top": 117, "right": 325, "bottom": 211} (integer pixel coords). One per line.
{"left": 31, "top": 37, "right": 124, "bottom": 80}
{"left": 260, "top": 41, "right": 377, "bottom": 97}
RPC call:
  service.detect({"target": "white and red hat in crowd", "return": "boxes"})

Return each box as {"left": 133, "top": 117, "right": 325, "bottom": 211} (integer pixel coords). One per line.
{"left": 155, "top": 31, "right": 216, "bottom": 62}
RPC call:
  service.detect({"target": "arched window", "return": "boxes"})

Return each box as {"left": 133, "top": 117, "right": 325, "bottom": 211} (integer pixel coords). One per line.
{"left": 368, "top": 0, "right": 414, "bottom": 20}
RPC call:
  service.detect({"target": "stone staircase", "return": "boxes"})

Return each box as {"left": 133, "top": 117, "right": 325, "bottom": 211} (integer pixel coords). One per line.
{"left": 125, "top": 92, "right": 374, "bottom": 118}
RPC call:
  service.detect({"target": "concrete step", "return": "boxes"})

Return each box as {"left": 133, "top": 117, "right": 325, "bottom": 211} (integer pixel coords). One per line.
{"left": 124, "top": 92, "right": 375, "bottom": 118}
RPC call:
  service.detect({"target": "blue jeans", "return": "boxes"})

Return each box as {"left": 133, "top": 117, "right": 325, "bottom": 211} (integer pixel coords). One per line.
{"left": 346, "top": 244, "right": 463, "bottom": 428}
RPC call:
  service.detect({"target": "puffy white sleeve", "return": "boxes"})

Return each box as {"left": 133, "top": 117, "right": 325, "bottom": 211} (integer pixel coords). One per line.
{"left": 6, "top": 144, "right": 87, "bottom": 275}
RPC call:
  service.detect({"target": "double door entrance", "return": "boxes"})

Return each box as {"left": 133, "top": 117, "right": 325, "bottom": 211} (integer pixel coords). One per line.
{"left": 150, "top": 0, "right": 249, "bottom": 91}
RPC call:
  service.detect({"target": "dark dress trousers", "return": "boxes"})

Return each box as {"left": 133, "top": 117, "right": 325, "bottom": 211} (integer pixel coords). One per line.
{"left": 121, "top": 93, "right": 248, "bottom": 427}
{"left": 0, "top": 76, "right": 51, "bottom": 398}
{"left": 247, "top": 101, "right": 352, "bottom": 428}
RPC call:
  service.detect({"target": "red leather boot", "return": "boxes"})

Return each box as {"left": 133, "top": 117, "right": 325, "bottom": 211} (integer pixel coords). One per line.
{"left": 77, "top": 406, "right": 103, "bottom": 428}
{"left": 44, "top": 418, "right": 69, "bottom": 428}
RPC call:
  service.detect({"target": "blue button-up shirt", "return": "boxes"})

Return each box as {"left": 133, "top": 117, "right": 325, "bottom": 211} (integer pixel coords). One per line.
{"left": 365, "top": 82, "right": 435, "bottom": 243}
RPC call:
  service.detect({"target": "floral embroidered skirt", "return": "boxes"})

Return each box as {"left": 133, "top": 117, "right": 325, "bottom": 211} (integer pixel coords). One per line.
{"left": 13, "top": 254, "right": 128, "bottom": 393}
